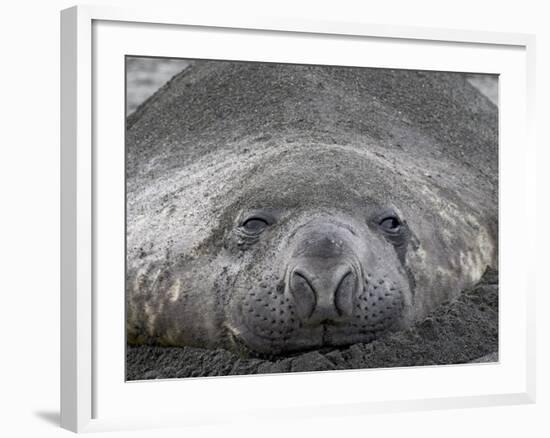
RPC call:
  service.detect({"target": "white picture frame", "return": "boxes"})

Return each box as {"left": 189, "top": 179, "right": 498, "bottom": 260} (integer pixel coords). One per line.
{"left": 60, "top": 4, "right": 536, "bottom": 433}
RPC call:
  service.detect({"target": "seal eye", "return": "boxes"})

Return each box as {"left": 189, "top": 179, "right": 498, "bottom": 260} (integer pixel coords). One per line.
{"left": 379, "top": 216, "right": 401, "bottom": 233}
{"left": 242, "top": 217, "right": 269, "bottom": 234}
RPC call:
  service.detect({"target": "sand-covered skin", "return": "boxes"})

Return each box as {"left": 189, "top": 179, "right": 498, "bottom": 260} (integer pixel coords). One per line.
{"left": 126, "top": 269, "right": 497, "bottom": 380}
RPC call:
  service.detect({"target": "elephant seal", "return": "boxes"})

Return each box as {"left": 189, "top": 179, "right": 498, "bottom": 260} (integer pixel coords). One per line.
{"left": 126, "top": 61, "right": 498, "bottom": 357}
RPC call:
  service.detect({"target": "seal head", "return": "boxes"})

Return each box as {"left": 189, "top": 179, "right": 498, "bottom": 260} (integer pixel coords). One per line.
{"left": 126, "top": 62, "right": 498, "bottom": 356}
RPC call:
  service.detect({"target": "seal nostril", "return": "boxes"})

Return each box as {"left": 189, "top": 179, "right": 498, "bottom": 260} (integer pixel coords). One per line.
{"left": 334, "top": 270, "right": 356, "bottom": 317}
{"left": 289, "top": 269, "right": 317, "bottom": 320}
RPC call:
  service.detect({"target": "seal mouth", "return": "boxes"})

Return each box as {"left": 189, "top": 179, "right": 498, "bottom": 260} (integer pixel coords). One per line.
{"left": 227, "top": 323, "right": 389, "bottom": 359}
{"left": 225, "top": 317, "right": 395, "bottom": 358}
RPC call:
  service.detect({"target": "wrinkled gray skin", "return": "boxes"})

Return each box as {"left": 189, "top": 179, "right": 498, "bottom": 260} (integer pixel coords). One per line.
{"left": 126, "top": 62, "right": 498, "bottom": 357}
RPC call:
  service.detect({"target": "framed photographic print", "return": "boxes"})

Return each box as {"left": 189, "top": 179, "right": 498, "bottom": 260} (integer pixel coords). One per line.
{"left": 60, "top": 5, "right": 536, "bottom": 433}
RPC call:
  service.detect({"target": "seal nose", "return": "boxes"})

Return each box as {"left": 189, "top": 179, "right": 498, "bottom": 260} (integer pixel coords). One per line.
{"left": 289, "top": 263, "right": 357, "bottom": 324}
